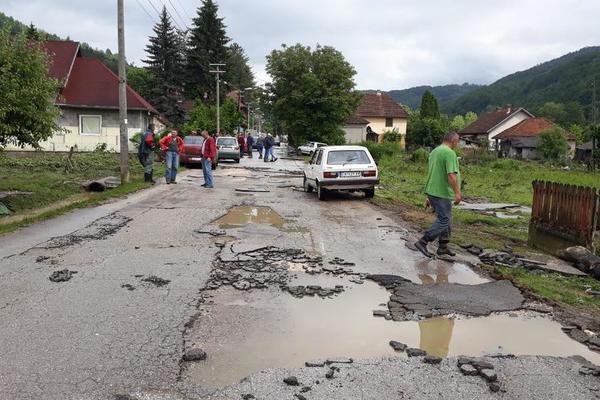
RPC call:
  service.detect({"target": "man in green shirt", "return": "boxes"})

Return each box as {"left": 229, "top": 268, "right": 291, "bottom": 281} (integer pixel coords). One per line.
{"left": 415, "top": 132, "right": 462, "bottom": 258}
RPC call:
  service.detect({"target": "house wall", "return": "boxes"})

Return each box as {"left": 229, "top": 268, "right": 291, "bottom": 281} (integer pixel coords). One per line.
{"left": 343, "top": 124, "right": 367, "bottom": 143}
{"left": 488, "top": 110, "right": 531, "bottom": 141}
{"left": 5, "top": 107, "right": 155, "bottom": 152}
{"left": 363, "top": 117, "right": 407, "bottom": 148}
{"left": 505, "top": 137, "right": 577, "bottom": 160}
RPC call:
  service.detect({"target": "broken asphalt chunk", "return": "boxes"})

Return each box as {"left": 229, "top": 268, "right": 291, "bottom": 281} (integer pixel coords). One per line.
{"left": 480, "top": 369, "right": 498, "bottom": 382}
{"left": 283, "top": 376, "right": 299, "bottom": 386}
{"left": 423, "top": 355, "right": 442, "bottom": 364}
{"left": 389, "top": 341, "right": 407, "bottom": 352}
{"left": 49, "top": 269, "right": 77, "bottom": 282}
{"left": 459, "top": 364, "right": 479, "bottom": 376}
{"left": 141, "top": 276, "right": 170, "bottom": 287}
{"left": 406, "top": 348, "right": 427, "bottom": 357}
{"left": 183, "top": 348, "right": 207, "bottom": 362}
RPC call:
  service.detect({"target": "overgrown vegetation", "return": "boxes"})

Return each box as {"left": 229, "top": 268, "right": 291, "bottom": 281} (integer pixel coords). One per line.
{"left": 0, "top": 152, "right": 160, "bottom": 232}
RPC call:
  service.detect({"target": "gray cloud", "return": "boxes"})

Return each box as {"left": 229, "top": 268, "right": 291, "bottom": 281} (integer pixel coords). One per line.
{"left": 3, "top": 0, "right": 600, "bottom": 90}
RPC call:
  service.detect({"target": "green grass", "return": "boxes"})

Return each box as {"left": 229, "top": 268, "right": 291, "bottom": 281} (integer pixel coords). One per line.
{"left": 0, "top": 152, "right": 164, "bottom": 234}
{"left": 489, "top": 266, "right": 600, "bottom": 311}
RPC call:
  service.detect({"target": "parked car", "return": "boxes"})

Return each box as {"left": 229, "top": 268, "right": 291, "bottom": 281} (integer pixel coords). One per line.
{"left": 217, "top": 136, "right": 240, "bottom": 163}
{"left": 297, "top": 141, "right": 327, "bottom": 155}
{"left": 180, "top": 134, "right": 204, "bottom": 167}
{"left": 303, "top": 145, "right": 379, "bottom": 200}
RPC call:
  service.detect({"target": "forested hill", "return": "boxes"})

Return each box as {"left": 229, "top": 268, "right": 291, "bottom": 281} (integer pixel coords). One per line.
{"left": 446, "top": 46, "right": 600, "bottom": 115}
{"left": 0, "top": 11, "right": 119, "bottom": 72}
{"left": 386, "top": 83, "right": 481, "bottom": 109}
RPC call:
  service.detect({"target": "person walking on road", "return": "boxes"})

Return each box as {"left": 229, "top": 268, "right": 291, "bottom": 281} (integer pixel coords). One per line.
{"left": 256, "top": 135, "right": 264, "bottom": 159}
{"left": 237, "top": 134, "right": 245, "bottom": 159}
{"left": 159, "top": 130, "right": 184, "bottom": 185}
{"left": 264, "top": 133, "right": 277, "bottom": 162}
{"left": 414, "top": 132, "right": 462, "bottom": 258}
{"left": 246, "top": 134, "right": 255, "bottom": 158}
{"left": 138, "top": 124, "right": 156, "bottom": 184}
{"left": 201, "top": 130, "right": 217, "bottom": 188}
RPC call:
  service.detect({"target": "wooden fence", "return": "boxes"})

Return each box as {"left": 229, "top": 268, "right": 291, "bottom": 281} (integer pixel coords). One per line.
{"left": 530, "top": 181, "right": 599, "bottom": 249}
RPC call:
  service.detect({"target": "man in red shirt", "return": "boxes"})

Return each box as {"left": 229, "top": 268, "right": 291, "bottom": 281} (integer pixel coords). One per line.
{"left": 200, "top": 130, "right": 217, "bottom": 188}
{"left": 159, "top": 130, "right": 184, "bottom": 184}
{"left": 237, "top": 134, "right": 246, "bottom": 159}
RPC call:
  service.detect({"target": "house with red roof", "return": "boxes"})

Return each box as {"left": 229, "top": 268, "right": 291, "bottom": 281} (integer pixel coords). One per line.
{"left": 343, "top": 92, "right": 409, "bottom": 147}
{"left": 7, "top": 40, "right": 162, "bottom": 152}
{"left": 458, "top": 106, "right": 534, "bottom": 147}
{"left": 495, "top": 117, "right": 576, "bottom": 159}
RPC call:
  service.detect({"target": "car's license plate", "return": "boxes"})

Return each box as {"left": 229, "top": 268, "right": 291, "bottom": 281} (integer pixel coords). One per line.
{"left": 190, "top": 157, "right": 202, "bottom": 161}
{"left": 340, "top": 171, "right": 361, "bottom": 177}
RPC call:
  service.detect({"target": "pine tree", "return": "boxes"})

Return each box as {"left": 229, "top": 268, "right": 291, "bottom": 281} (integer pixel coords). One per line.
{"left": 226, "top": 42, "right": 254, "bottom": 91}
{"left": 186, "top": 0, "right": 229, "bottom": 102}
{"left": 420, "top": 90, "right": 440, "bottom": 119}
{"left": 143, "top": 7, "right": 185, "bottom": 126}
{"left": 25, "top": 23, "right": 41, "bottom": 41}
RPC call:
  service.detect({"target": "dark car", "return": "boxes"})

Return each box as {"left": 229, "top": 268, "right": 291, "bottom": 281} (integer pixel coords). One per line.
{"left": 180, "top": 135, "right": 204, "bottom": 167}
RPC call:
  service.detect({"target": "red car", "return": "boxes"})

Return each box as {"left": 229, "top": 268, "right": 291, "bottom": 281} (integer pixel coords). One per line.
{"left": 180, "top": 135, "right": 205, "bottom": 167}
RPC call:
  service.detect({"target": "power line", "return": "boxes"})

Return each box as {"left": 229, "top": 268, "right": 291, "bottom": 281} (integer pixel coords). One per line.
{"left": 167, "top": 0, "right": 189, "bottom": 29}
{"left": 135, "top": 0, "right": 157, "bottom": 24}
{"left": 153, "top": 0, "right": 185, "bottom": 31}
{"left": 174, "top": 0, "right": 193, "bottom": 20}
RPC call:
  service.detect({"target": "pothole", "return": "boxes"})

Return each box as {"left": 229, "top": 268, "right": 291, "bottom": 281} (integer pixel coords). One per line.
{"left": 183, "top": 281, "right": 600, "bottom": 389}
{"left": 213, "top": 206, "right": 284, "bottom": 229}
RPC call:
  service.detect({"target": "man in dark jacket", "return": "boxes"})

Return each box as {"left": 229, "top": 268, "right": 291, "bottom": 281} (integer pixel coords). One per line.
{"left": 201, "top": 130, "right": 217, "bottom": 188}
{"left": 138, "top": 124, "right": 156, "bottom": 184}
{"left": 246, "top": 134, "right": 255, "bottom": 158}
{"left": 264, "top": 134, "right": 277, "bottom": 162}
{"left": 256, "top": 136, "right": 264, "bottom": 159}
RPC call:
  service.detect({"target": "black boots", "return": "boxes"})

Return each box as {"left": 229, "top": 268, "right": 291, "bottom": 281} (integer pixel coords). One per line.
{"left": 144, "top": 172, "right": 156, "bottom": 185}
{"left": 437, "top": 247, "right": 456, "bottom": 257}
{"left": 415, "top": 239, "right": 433, "bottom": 258}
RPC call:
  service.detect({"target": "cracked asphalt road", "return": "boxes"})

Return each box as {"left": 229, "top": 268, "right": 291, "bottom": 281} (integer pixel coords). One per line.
{"left": 1, "top": 146, "right": 599, "bottom": 400}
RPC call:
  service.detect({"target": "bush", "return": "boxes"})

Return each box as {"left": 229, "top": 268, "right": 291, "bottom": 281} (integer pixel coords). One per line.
{"left": 359, "top": 141, "right": 402, "bottom": 163}
{"left": 382, "top": 129, "right": 401, "bottom": 143}
{"left": 539, "top": 127, "right": 569, "bottom": 160}
{"left": 410, "top": 148, "right": 429, "bottom": 163}
{"left": 461, "top": 146, "right": 497, "bottom": 164}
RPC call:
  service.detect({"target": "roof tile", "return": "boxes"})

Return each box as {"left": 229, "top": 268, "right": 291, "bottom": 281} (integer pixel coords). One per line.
{"left": 356, "top": 92, "right": 408, "bottom": 118}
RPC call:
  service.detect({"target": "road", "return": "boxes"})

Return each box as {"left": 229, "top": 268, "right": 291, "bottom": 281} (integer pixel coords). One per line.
{"left": 1, "top": 146, "right": 599, "bottom": 400}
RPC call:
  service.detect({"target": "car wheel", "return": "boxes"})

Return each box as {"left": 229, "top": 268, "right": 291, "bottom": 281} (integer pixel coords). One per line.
{"left": 304, "top": 175, "right": 313, "bottom": 193}
{"left": 317, "top": 182, "right": 327, "bottom": 201}
{"left": 235, "top": 158, "right": 240, "bottom": 163}
{"left": 364, "top": 188, "right": 375, "bottom": 199}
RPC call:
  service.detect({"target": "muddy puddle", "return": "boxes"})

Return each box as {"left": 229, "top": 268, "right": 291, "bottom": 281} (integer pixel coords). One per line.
{"left": 213, "top": 206, "right": 284, "bottom": 229}
{"left": 415, "top": 259, "right": 490, "bottom": 285}
{"left": 185, "top": 277, "right": 600, "bottom": 388}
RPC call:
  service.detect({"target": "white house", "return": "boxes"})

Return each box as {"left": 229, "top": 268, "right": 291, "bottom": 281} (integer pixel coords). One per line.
{"left": 458, "top": 107, "right": 535, "bottom": 146}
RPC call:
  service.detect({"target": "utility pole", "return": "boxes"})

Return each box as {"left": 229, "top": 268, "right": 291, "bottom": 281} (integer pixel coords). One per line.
{"left": 210, "top": 63, "right": 225, "bottom": 135}
{"left": 593, "top": 79, "right": 597, "bottom": 170}
{"left": 117, "top": 0, "right": 129, "bottom": 183}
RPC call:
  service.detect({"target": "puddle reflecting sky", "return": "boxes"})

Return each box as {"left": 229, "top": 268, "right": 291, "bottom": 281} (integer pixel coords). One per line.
{"left": 186, "top": 278, "right": 600, "bottom": 388}
{"left": 213, "top": 206, "right": 284, "bottom": 229}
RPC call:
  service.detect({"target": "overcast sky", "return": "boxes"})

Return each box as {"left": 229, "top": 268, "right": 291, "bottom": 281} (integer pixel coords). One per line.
{"left": 3, "top": 0, "right": 600, "bottom": 90}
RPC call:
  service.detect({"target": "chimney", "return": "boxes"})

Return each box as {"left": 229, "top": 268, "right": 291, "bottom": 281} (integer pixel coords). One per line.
{"left": 506, "top": 104, "right": 512, "bottom": 114}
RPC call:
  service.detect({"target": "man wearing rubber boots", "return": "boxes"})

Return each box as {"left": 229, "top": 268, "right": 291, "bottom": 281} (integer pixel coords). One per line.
{"left": 414, "top": 132, "right": 462, "bottom": 258}
{"left": 138, "top": 124, "right": 156, "bottom": 184}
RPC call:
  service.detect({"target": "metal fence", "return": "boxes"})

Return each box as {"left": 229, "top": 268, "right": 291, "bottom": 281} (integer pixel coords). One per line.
{"left": 531, "top": 180, "right": 599, "bottom": 248}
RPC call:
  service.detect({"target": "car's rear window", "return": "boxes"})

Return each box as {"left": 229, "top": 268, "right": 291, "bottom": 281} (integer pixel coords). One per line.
{"left": 218, "top": 137, "right": 237, "bottom": 146}
{"left": 326, "top": 150, "right": 371, "bottom": 165}
{"left": 184, "top": 136, "right": 203, "bottom": 145}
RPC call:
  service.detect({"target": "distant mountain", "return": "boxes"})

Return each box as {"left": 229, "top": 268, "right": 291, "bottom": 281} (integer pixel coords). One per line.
{"left": 446, "top": 47, "right": 600, "bottom": 116}
{"left": 385, "top": 84, "right": 482, "bottom": 109}
{"left": 0, "top": 11, "right": 119, "bottom": 72}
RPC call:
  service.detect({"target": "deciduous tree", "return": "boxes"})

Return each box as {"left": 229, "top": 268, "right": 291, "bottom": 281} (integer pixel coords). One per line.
{"left": 266, "top": 44, "right": 359, "bottom": 145}
{"left": 538, "top": 127, "right": 569, "bottom": 160}
{"left": 0, "top": 30, "right": 61, "bottom": 149}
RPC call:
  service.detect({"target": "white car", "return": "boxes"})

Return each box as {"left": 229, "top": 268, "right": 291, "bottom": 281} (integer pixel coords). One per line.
{"left": 303, "top": 145, "right": 379, "bottom": 200}
{"left": 297, "top": 141, "right": 327, "bottom": 155}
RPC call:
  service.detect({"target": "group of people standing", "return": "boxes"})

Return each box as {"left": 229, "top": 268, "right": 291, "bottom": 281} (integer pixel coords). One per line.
{"left": 137, "top": 124, "right": 216, "bottom": 188}
{"left": 237, "top": 133, "right": 278, "bottom": 162}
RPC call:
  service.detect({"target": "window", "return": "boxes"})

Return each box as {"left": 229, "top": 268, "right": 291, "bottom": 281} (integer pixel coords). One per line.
{"left": 385, "top": 117, "right": 393, "bottom": 127}
{"left": 217, "top": 137, "right": 236, "bottom": 146}
{"left": 309, "top": 151, "right": 318, "bottom": 165}
{"left": 326, "top": 150, "right": 370, "bottom": 165}
{"left": 315, "top": 150, "right": 323, "bottom": 165}
{"left": 79, "top": 115, "right": 102, "bottom": 135}
{"left": 186, "top": 136, "right": 204, "bottom": 145}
